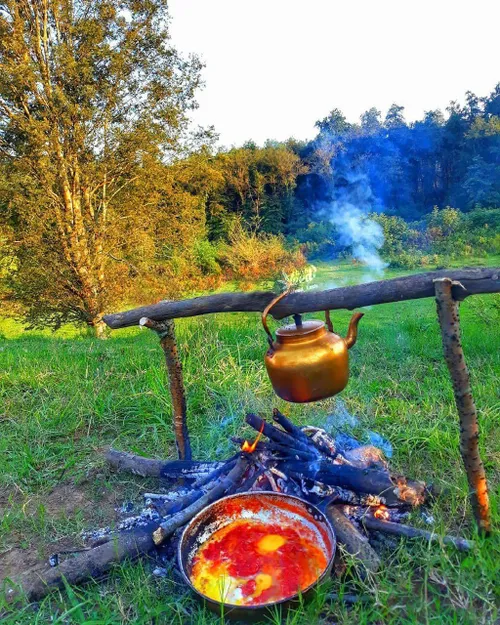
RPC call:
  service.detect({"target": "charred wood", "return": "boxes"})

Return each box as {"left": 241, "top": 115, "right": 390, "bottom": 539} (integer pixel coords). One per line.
{"left": 272, "top": 408, "right": 314, "bottom": 448}
{"left": 152, "top": 456, "right": 249, "bottom": 545}
{"left": 105, "top": 448, "right": 224, "bottom": 479}
{"left": 282, "top": 461, "right": 426, "bottom": 506}
{"left": 245, "top": 413, "right": 319, "bottom": 457}
{"left": 231, "top": 437, "right": 317, "bottom": 461}
{"left": 362, "top": 517, "right": 474, "bottom": 552}
{"left": 325, "top": 505, "right": 381, "bottom": 576}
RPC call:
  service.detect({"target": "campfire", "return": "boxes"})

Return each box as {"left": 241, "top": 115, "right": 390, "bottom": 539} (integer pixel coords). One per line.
{"left": 5, "top": 407, "right": 473, "bottom": 613}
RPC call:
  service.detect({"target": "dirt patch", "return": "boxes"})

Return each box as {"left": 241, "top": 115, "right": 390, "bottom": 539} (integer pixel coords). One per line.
{"left": 0, "top": 475, "right": 133, "bottom": 583}
{"left": 0, "top": 547, "right": 43, "bottom": 581}
{"left": 44, "top": 482, "right": 96, "bottom": 517}
{"left": 0, "top": 536, "right": 78, "bottom": 581}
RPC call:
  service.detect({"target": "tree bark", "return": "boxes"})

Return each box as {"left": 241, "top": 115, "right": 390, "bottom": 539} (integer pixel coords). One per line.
{"left": 325, "top": 505, "right": 381, "bottom": 576}
{"left": 102, "top": 267, "right": 500, "bottom": 329}
{"left": 105, "top": 448, "right": 222, "bottom": 478}
{"left": 434, "top": 278, "right": 491, "bottom": 535}
{"left": 362, "top": 516, "right": 474, "bottom": 551}
{"left": 140, "top": 317, "right": 192, "bottom": 461}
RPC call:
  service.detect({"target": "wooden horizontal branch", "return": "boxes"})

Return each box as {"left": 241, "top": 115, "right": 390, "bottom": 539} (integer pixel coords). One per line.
{"left": 103, "top": 267, "right": 500, "bottom": 329}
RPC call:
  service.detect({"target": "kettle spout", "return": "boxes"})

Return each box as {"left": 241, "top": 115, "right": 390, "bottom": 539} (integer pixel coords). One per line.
{"left": 345, "top": 312, "right": 364, "bottom": 349}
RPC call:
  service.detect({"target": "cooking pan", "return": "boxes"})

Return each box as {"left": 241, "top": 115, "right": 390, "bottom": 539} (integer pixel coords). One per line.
{"left": 177, "top": 492, "right": 336, "bottom": 621}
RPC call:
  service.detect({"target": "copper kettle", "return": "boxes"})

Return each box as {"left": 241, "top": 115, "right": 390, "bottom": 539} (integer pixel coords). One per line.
{"left": 262, "top": 291, "right": 364, "bottom": 403}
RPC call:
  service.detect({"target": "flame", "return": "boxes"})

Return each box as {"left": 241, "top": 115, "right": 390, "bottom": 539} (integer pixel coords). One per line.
{"left": 241, "top": 423, "right": 265, "bottom": 453}
{"left": 373, "top": 505, "right": 390, "bottom": 520}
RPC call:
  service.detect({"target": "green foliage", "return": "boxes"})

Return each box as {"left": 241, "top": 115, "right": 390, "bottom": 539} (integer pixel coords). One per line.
{"left": 366, "top": 206, "right": 500, "bottom": 269}
{"left": 290, "top": 221, "right": 338, "bottom": 259}
{"left": 217, "top": 219, "right": 305, "bottom": 282}
{"left": 0, "top": 0, "right": 206, "bottom": 333}
{"left": 192, "top": 239, "right": 221, "bottom": 275}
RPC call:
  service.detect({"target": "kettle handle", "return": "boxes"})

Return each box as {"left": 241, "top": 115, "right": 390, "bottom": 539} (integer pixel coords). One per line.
{"left": 325, "top": 310, "right": 334, "bottom": 332}
{"left": 262, "top": 289, "right": 292, "bottom": 348}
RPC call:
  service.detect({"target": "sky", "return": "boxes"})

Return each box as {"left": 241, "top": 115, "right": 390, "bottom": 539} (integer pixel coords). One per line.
{"left": 169, "top": 0, "right": 500, "bottom": 148}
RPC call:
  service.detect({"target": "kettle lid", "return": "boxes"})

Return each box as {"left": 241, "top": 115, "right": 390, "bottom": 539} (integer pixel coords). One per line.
{"left": 276, "top": 319, "right": 325, "bottom": 339}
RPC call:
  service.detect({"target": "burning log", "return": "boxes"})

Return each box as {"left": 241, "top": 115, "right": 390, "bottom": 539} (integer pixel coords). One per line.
{"left": 434, "top": 278, "right": 491, "bottom": 535}
{"left": 361, "top": 517, "right": 474, "bottom": 552}
{"left": 230, "top": 437, "right": 317, "bottom": 462}
{"left": 281, "top": 460, "right": 426, "bottom": 507}
{"left": 324, "top": 505, "right": 381, "bottom": 576}
{"left": 105, "top": 448, "right": 224, "bottom": 479}
{"left": 103, "top": 267, "right": 500, "bottom": 328}
{"left": 245, "top": 413, "right": 320, "bottom": 457}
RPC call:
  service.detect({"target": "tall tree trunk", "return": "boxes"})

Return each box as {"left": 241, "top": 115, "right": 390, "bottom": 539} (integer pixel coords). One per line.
{"left": 91, "top": 318, "right": 107, "bottom": 339}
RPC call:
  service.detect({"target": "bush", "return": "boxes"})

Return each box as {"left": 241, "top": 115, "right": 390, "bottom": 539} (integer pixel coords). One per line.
{"left": 290, "top": 221, "right": 338, "bottom": 259}
{"left": 218, "top": 221, "right": 305, "bottom": 280}
{"left": 193, "top": 239, "right": 221, "bottom": 275}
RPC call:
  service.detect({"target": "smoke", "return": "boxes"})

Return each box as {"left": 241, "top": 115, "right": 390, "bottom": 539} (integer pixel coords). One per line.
{"left": 330, "top": 204, "right": 386, "bottom": 274}
{"left": 319, "top": 170, "right": 387, "bottom": 279}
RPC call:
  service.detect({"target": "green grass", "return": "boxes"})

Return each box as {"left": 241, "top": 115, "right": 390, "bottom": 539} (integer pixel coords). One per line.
{"left": 1, "top": 258, "right": 499, "bottom": 624}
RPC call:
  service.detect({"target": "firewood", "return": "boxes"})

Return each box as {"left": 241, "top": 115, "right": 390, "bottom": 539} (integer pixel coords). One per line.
{"left": 434, "top": 278, "right": 491, "bottom": 535}
{"left": 361, "top": 517, "right": 474, "bottom": 552}
{"left": 301, "top": 425, "right": 338, "bottom": 459}
{"left": 282, "top": 461, "right": 426, "bottom": 506}
{"left": 103, "top": 267, "right": 500, "bottom": 328}
{"left": 325, "top": 505, "right": 381, "bottom": 576}
{"left": 230, "top": 437, "right": 317, "bottom": 461}
{"left": 105, "top": 448, "right": 224, "bottom": 479}
{"left": 245, "top": 413, "right": 319, "bottom": 457}
{"left": 272, "top": 408, "right": 313, "bottom": 447}
{"left": 152, "top": 459, "right": 239, "bottom": 516}
{"left": 152, "top": 456, "right": 249, "bottom": 545}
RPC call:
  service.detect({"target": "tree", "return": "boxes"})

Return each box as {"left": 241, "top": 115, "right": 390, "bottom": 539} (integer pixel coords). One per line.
{"left": 0, "top": 0, "right": 203, "bottom": 335}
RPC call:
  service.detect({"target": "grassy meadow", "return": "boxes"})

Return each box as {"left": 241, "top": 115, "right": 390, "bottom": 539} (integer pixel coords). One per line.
{"left": 1, "top": 258, "right": 499, "bottom": 624}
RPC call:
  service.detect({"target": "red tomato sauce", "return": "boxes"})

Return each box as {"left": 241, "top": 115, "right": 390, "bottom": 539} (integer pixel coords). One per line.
{"left": 190, "top": 519, "right": 328, "bottom": 606}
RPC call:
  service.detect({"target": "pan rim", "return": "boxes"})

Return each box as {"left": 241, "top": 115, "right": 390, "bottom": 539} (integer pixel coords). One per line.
{"left": 177, "top": 491, "right": 336, "bottom": 612}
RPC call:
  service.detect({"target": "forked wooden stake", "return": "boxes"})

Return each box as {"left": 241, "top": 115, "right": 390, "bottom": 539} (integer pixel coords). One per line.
{"left": 434, "top": 278, "right": 491, "bottom": 535}
{"left": 140, "top": 317, "right": 192, "bottom": 461}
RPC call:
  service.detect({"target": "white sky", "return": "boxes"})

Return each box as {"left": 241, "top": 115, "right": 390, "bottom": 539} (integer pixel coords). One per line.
{"left": 169, "top": 0, "right": 500, "bottom": 148}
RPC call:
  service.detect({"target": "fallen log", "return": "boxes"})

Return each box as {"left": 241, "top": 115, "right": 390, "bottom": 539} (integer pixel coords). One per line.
{"left": 362, "top": 517, "right": 474, "bottom": 552}
{"left": 325, "top": 505, "right": 381, "bottom": 577}
{"left": 4, "top": 522, "right": 159, "bottom": 604}
{"left": 103, "top": 267, "right": 500, "bottom": 328}
{"left": 105, "top": 448, "right": 224, "bottom": 479}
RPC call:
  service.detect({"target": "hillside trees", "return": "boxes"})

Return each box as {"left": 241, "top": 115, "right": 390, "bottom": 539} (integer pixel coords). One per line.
{"left": 0, "top": 0, "right": 204, "bottom": 335}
